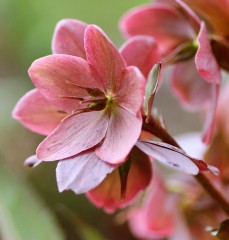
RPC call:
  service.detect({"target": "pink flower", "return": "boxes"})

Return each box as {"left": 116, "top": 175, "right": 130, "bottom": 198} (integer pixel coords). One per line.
{"left": 127, "top": 170, "right": 181, "bottom": 239}
{"left": 15, "top": 23, "right": 146, "bottom": 165}
{"left": 120, "top": 0, "right": 221, "bottom": 144}
{"left": 13, "top": 19, "right": 159, "bottom": 209}
{"left": 12, "top": 18, "right": 217, "bottom": 213}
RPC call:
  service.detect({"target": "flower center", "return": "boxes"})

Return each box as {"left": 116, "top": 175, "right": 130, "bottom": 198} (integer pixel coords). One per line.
{"left": 60, "top": 81, "right": 116, "bottom": 114}
{"left": 106, "top": 94, "right": 114, "bottom": 107}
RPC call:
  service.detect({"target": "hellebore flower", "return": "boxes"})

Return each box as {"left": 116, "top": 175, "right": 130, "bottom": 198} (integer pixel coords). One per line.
{"left": 21, "top": 25, "right": 146, "bottom": 165}
{"left": 13, "top": 19, "right": 217, "bottom": 213}
{"left": 120, "top": 0, "right": 221, "bottom": 144}
{"left": 13, "top": 19, "right": 159, "bottom": 210}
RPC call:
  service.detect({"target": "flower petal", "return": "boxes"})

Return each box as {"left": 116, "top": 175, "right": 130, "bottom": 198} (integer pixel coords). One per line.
{"left": 85, "top": 25, "right": 126, "bottom": 92}
{"left": 12, "top": 89, "right": 66, "bottom": 135}
{"left": 116, "top": 66, "right": 146, "bottom": 115}
{"left": 120, "top": 4, "right": 195, "bottom": 55}
{"left": 52, "top": 19, "right": 87, "bottom": 58}
{"left": 96, "top": 107, "right": 142, "bottom": 164}
{"left": 24, "top": 155, "right": 42, "bottom": 168}
{"left": 171, "top": 59, "right": 212, "bottom": 110}
{"left": 120, "top": 36, "right": 161, "bottom": 78}
{"left": 37, "top": 111, "right": 109, "bottom": 161}
{"left": 202, "top": 83, "right": 219, "bottom": 144}
{"left": 87, "top": 147, "right": 152, "bottom": 212}
{"left": 176, "top": 0, "right": 200, "bottom": 32}
{"left": 195, "top": 22, "right": 221, "bottom": 84}
{"left": 56, "top": 151, "right": 115, "bottom": 194}
{"left": 128, "top": 171, "right": 175, "bottom": 239}
{"left": 137, "top": 140, "right": 219, "bottom": 175}
{"left": 28, "top": 54, "right": 98, "bottom": 112}
{"left": 136, "top": 141, "right": 199, "bottom": 174}
{"left": 175, "top": 132, "right": 206, "bottom": 159}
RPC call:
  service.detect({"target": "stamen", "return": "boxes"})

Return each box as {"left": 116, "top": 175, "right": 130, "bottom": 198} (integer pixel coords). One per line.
{"left": 65, "top": 80, "right": 89, "bottom": 89}
{"left": 65, "top": 80, "right": 104, "bottom": 97}
{"left": 58, "top": 95, "right": 84, "bottom": 101}
{"left": 81, "top": 96, "right": 107, "bottom": 104}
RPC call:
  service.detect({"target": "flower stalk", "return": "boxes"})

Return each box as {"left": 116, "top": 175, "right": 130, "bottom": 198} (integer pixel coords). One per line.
{"left": 143, "top": 115, "right": 229, "bottom": 216}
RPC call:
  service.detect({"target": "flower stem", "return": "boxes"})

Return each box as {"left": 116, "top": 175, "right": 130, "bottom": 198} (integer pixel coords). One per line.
{"left": 143, "top": 116, "right": 229, "bottom": 216}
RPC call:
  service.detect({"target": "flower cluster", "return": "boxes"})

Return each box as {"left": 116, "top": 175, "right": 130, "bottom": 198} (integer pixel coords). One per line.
{"left": 12, "top": 0, "right": 229, "bottom": 239}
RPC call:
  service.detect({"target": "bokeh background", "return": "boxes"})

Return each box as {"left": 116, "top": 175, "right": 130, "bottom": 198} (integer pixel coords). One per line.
{"left": 0, "top": 0, "right": 202, "bottom": 239}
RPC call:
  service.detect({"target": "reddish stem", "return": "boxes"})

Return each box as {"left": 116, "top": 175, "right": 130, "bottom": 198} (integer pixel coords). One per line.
{"left": 143, "top": 116, "right": 229, "bottom": 216}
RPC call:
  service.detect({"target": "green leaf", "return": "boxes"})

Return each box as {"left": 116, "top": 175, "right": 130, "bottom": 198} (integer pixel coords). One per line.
{"left": 0, "top": 159, "right": 64, "bottom": 240}
{"left": 143, "top": 63, "right": 161, "bottom": 117}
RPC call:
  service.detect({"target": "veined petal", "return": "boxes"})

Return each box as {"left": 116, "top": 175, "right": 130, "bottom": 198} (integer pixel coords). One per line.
{"left": 116, "top": 66, "right": 146, "bottom": 115}
{"left": 56, "top": 151, "right": 115, "bottom": 194}
{"left": 120, "top": 36, "right": 161, "bottom": 78}
{"left": 85, "top": 25, "right": 126, "bottom": 93}
{"left": 87, "top": 147, "right": 152, "bottom": 213}
{"left": 195, "top": 22, "right": 221, "bottom": 84}
{"left": 37, "top": 111, "right": 109, "bottom": 161}
{"left": 136, "top": 141, "right": 199, "bottom": 174}
{"left": 52, "top": 19, "right": 87, "bottom": 58}
{"left": 12, "top": 89, "right": 66, "bottom": 135}
{"left": 28, "top": 54, "right": 98, "bottom": 112}
{"left": 120, "top": 4, "right": 195, "bottom": 55}
{"left": 171, "top": 59, "right": 212, "bottom": 110}
{"left": 137, "top": 141, "right": 219, "bottom": 175}
{"left": 96, "top": 107, "right": 142, "bottom": 164}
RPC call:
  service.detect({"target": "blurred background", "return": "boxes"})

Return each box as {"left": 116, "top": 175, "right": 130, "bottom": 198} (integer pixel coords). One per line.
{"left": 0, "top": 0, "right": 202, "bottom": 239}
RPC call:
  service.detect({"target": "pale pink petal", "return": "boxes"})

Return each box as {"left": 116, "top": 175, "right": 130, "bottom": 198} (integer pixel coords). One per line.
{"left": 28, "top": 54, "right": 98, "bottom": 112}
{"left": 85, "top": 25, "right": 126, "bottom": 93}
{"left": 202, "top": 83, "right": 219, "bottom": 144}
{"left": 195, "top": 22, "right": 221, "bottom": 84}
{"left": 37, "top": 111, "right": 109, "bottom": 161}
{"left": 137, "top": 140, "right": 219, "bottom": 175}
{"left": 87, "top": 147, "right": 152, "bottom": 212}
{"left": 136, "top": 141, "right": 199, "bottom": 174}
{"left": 12, "top": 89, "right": 66, "bottom": 135}
{"left": 171, "top": 59, "right": 212, "bottom": 110}
{"left": 24, "top": 155, "right": 42, "bottom": 168}
{"left": 96, "top": 107, "right": 142, "bottom": 164}
{"left": 56, "top": 151, "right": 115, "bottom": 194}
{"left": 175, "top": 132, "right": 220, "bottom": 173}
{"left": 52, "top": 19, "right": 87, "bottom": 58}
{"left": 128, "top": 172, "right": 175, "bottom": 239}
{"left": 116, "top": 66, "right": 146, "bottom": 115}
{"left": 120, "top": 36, "right": 161, "bottom": 77}
{"left": 175, "top": 132, "right": 206, "bottom": 159}
{"left": 120, "top": 4, "right": 195, "bottom": 55}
